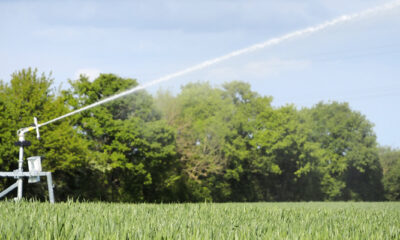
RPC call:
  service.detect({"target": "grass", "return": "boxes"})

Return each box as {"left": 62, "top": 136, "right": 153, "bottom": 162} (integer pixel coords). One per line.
{"left": 0, "top": 201, "right": 399, "bottom": 239}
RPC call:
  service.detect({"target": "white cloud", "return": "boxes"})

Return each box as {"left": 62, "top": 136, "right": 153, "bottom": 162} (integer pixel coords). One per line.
{"left": 74, "top": 68, "right": 101, "bottom": 81}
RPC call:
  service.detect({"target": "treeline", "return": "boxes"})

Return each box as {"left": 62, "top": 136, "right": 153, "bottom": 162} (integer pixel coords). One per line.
{"left": 0, "top": 68, "right": 399, "bottom": 202}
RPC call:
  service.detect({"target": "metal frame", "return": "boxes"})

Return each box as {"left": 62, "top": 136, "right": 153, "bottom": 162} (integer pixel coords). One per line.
{"left": 0, "top": 171, "right": 54, "bottom": 203}
{"left": 0, "top": 117, "right": 55, "bottom": 203}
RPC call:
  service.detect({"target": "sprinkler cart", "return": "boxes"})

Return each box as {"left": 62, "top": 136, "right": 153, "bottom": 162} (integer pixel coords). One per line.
{"left": 0, "top": 117, "right": 54, "bottom": 203}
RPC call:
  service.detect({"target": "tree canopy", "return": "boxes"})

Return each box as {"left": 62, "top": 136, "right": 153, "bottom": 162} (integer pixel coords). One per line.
{"left": 0, "top": 69, "right": 396, "bottom": 202}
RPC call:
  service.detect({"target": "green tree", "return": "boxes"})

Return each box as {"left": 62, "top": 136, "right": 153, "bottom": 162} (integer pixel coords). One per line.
{"left": 167, "top": 82, "right": 235, "bottom": 201}
{"left": 250, "top": 105, "right": 325, "bottom": 201}
{"left": 0, "top": 68, "right": 90, "bottom": 200}
{"left": 65, "top": 73, "right": 181, "bottom": 202}
{"left": 160, "top": 81, "right": 325, "bottom": 202}
{"left": 219, "top": 81, "right": 273, "bottom": 201}
{"left": 379, "top": 147, "right": 400, "bottom": 200}
{"left": 302, "top": 102, "right": 383, "bottom": 200}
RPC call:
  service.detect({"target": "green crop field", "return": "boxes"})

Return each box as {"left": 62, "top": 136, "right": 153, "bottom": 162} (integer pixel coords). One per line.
{"left": 0, "top": 201, "right": 399, "bottom": 239}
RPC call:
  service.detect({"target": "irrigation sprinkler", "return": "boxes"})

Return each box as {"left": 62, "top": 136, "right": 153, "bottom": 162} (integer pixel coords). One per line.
{"left": 0, "top": 117, "right": 55, "bottom": 203}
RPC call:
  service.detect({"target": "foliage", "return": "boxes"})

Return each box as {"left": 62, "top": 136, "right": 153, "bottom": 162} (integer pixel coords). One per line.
{"left": 301, "top": 102, "right": 384, "bottom": 200}
{"left": 250, "top": 105, "right": 325, "bottom": 201}
{"left": 64, "top": 74, "right": 181, "bottom": 202}
{"left": 379, "top": 147, "right": 400, "bottom": 200}
{"left": 0, "top": 68, "right": 396, "bottom": 202}
{"left": 0, "top": 68, "right": 90, "bottom": 199}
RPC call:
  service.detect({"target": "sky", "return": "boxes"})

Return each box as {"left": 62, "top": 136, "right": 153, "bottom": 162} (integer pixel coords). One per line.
{"left": 0, "top": 0, "right": 399, "bottom": 147}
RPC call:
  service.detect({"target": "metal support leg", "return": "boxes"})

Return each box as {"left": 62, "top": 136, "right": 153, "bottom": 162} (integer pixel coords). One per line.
{"left": 46, "top": 172, "right": 54, "bottom": 204}
{"left": 16, "top": 144, "right": 24, "bottom": 201}
{"left": 0, "top": 182, "right": 18, "bottom": 199}
{"left": 16, "top": 178, "right": 23, "bottom": 201}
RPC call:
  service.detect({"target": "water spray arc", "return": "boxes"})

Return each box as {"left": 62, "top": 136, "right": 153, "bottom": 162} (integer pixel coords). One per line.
{"left": 0, "top": 0, "right": 399, "bottom": 203}
{"left": 38, "top": 0, "right": 400, "bottom": 128}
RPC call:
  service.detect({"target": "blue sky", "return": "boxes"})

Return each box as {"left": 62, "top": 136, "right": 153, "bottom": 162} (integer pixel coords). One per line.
{"left": 0, "top": 0, "right": 399, "bottom": 147}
